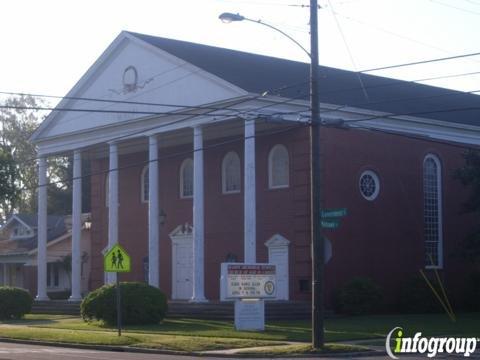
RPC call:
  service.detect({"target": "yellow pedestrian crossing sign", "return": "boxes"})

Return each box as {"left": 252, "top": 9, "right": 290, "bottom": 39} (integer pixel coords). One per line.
{"left": 104, "top": 244, "right": 131, "bottom": 272}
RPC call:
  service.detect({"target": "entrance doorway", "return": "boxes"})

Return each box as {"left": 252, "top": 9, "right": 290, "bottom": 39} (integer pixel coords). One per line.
{"left": 170, "top": 224, "right": 193, "bottom": 300}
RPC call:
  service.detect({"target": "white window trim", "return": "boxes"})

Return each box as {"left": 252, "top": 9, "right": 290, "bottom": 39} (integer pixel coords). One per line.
{"left": 180, "top": 158, "right": 193, "bottom": 199}
{"left": 268, "top": 144, "right": 290, "bottom": 189}
{"left": 424, "top": 154, "right": 444, "bottom": 270}
{"left": 141, "top": 165, "right": 149, "bottom": 203}
{"left": 359, "top": 170, "right": 380, "bottom": 201}
{"left": 222, "top": 151, "right": 241, "bottom": 194}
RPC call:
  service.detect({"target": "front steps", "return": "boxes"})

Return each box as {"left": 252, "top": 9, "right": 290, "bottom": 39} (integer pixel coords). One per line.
{"left": 31, "top": 300, "right": 313, "bottom": 320}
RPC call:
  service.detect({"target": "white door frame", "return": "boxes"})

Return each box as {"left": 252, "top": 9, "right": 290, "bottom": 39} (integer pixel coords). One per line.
{"left": 265, "top": 234, "right": 290, "bottom": 301}
{"left": 169, "top": 223, "right": 193, "bottom": 300}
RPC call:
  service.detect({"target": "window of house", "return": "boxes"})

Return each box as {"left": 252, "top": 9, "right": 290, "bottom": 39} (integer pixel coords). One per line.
{"left": 141, "top": 165, "right": 149, "bottom": 203}
{"left": 359, "top": 170, "right": 380, "bottom": 201}
{"left": 424, "top": 154, "right": 443, "bottom": 268}
{"left": 180, "top": 158, "right": 193, "bottom": 198}
{"left": 268, "top": 144, "right": 289, "bottom": 189}
{"left": 222, "top": 151, "right": 241, "bottom": 194}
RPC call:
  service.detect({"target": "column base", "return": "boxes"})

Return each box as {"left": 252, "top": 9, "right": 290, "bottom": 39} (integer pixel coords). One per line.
{"left": 35, "top": 295, "right": 49, "bottom": 301}
{"left": 68, "top": 296, "right": 82, "bottom": 302}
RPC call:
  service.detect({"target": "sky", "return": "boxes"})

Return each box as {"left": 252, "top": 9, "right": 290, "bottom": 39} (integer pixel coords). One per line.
{"left": 1, "top": 0, "right": 480, "bottom": 106}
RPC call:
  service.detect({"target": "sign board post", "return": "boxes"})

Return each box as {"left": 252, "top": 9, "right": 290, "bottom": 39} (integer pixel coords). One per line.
{"left": 221, "top": 263, "right": 276, "bottom": 331}
{"left": 103, "top": 244, "right": 131, "bottom": 336}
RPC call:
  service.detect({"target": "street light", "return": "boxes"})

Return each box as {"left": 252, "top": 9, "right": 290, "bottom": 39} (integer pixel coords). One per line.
{"left": 218, "top": 13, "right": 311, "bottom": 59}
{"left": 219, "top": 1, "right": 324, "bottom": 349}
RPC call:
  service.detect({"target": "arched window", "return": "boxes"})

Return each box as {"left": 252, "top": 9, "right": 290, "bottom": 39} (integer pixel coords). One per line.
{"left": 222, "top": 151, "right": 241, "bottom": 194}
{"left": 268, "top": 144, "right": 289, "bottom": 189}
{"left": 423, "top": 154, "right": 443, "bottom": 268}
{"left": 180, "top": 158, "right": 193, "bottom": 198}
{"left": 141, "top": 165, "right": 149, "bottom": 203}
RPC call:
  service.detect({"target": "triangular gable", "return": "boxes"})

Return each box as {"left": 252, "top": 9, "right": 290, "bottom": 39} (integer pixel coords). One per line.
{"left": 31, "top": 31, "right": 247, "bottom": 143}
{"left": 2, "top": 215, "right": 34, "bottom": 234}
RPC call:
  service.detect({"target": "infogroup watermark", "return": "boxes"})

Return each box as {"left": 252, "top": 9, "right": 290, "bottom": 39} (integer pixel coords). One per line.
{"left": 385, "top": 327, "right": 479, "bottom": 358}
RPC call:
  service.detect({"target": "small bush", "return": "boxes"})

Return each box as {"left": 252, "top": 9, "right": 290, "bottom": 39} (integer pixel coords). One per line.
{"left": 0, "top": 286, "right": 33, "bottom": 319}
{"left": 397, "top": 276, "right": 443, "bottom": 314}
{"left": 81, "top": 282, "right": 167, "bottom": 325}
{"left": 335, "top": 277, "right": 383, "bottom": 315}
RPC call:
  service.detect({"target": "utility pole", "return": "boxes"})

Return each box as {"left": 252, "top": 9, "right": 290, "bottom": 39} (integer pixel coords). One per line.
{"left": 309, "top": 0, "right": 324, "bottom": 349}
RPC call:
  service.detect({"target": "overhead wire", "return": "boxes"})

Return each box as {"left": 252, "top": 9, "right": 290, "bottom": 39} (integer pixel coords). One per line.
{"left": 360, "top": 51, "right": 480, "bottom": 73}
{"left": 17, "top": 121, "right": 310, "bottom": 192}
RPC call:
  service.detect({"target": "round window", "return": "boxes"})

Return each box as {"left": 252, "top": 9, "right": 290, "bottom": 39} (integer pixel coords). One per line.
{"left": 359, "top": 170, "right": 380, "bottom": 201}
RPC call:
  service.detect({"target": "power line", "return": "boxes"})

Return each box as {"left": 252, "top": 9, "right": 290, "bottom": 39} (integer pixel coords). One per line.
{"left": 18, "top": 122, "right": 309, "bottom": 192}
{"left": 326, "top": 0, "right": 369, "bottom": 101}
{"left": 360, "top": 51, "right": 480, "bottom": 73}
{"left": 429, "top": 0, "right": 480, "bottom": 16}
{"left": 332, "top": 9, "right": 480, "bottom": 69}
{"left": 5, "top": 89, "right": 312, "bottom": 165}
{"left": 0, "top": 80, "right": 307, "bottom": 113}
{"left": 348, "top": 105, "right": 480, "bottom": 124}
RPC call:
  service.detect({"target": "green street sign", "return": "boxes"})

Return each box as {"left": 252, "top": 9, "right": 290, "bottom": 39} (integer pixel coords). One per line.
{"left": 104, "top": 244, "right": 131, "bottom": 273}
{"left": 321, "top": 208, "right": 347, "bottom": 219}
{"left": 321, "top": 219, "right": 340, "bottom": 229}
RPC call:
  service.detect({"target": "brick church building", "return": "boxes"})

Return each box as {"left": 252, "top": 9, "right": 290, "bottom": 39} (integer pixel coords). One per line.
{"left": 29, "top": 31, "right": 480, "bottom": 307}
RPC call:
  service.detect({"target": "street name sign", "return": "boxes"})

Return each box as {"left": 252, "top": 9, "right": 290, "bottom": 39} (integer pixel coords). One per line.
{"left": 104, "top": 244, "right": 131, "bottom": 273}
{"left": 321, "top": 219, "right": 340, "bottom": 229}
{"left": 321, "top": 208, "right": 347, "bottom": 218}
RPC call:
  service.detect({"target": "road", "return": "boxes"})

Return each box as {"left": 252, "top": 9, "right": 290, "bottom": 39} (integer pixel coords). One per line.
{"left": 0, "top": 342, "right": 477, "bottom": 359}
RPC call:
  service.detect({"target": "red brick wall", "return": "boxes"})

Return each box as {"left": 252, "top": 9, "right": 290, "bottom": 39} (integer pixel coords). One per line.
{"left": 89, "top": 125, "right": 476, "bottom": 307}
{"left": 322, "top": 127, "right": 476, "bottom": 308}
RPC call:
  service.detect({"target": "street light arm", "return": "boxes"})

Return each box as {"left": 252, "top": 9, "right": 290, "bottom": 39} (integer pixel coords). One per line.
{"left": 219, "top": 12, "right": 311, "bottom": 59}
{"left": 243, "top": 18, "right": 311, "bottom": 59}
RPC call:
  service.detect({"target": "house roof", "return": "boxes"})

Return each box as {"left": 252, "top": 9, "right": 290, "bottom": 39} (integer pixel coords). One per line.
{"left": 0, "top": 214, "right": 67, "bottom": 254}
{"left": 128, "top": 31, "right": 480, "bottom": 127}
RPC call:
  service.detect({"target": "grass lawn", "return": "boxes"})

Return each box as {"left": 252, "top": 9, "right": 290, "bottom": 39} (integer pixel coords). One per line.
{"left": 0, "top": 312, "right": 478, "bottom": 352}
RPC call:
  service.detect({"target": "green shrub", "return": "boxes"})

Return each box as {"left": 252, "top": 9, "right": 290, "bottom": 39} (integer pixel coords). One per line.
{"left": 397, "top": 276, "right": 443, "bottom": 313}
{"left": 81, "top": 282, "right": 168, "bottom": 325}
{"left": 0, "top": 286, "right": 33, "bottom": 319}
{"left": 335, "top": 277, "right": 383, "bottom": 315}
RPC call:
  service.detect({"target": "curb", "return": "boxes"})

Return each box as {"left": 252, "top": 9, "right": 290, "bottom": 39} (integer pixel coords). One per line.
{"left": 0, "top": 337, "right": 383, "bottom": 358}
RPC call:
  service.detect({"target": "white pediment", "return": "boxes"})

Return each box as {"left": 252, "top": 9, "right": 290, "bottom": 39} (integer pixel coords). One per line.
{"left": 169, "top": 223, "right": 193, "bottom": 240}
{"left": 265, "top": 234, "right": 290, "bottom": 248}
{"left": 32, "top": 32, "right": 247, "bottom": 143}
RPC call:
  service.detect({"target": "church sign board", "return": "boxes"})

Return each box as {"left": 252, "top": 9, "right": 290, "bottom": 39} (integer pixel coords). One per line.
{"left": 225, "top": 264, "right": 276, "bottom": 299}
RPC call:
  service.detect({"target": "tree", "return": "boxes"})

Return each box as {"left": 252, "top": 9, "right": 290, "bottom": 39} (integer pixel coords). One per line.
{"left": 0, "top": 95, "right": 89, "bottom": 216}
{"left": 0, "top": 145, "right": 18, "bottom": 221}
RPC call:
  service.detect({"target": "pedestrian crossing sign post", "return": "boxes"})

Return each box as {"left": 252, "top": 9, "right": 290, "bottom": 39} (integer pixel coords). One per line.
{"left": 103, "top": 243, "right": 131, "bottom": 337}
{"left": 104, "top": 244, "right": 131, "bottom": 273}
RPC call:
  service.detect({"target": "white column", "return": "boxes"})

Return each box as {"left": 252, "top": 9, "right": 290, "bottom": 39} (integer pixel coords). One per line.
{"left": 244, "top": 119, "right": 256, "bottom": 263}
{"left": 107, "top": 142, "right": 119, "bottom": 284}
{"left": 191, "top": 126, "right": 206, "bottom": 302}
{"left": 36, "top": 156, "right": 48, "bottom": 300}
{"left": 70, "top": 150, "right": 82, "bottom": 301}
{"left": 148, "top": 135, "right": 160, "bottom": 288}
